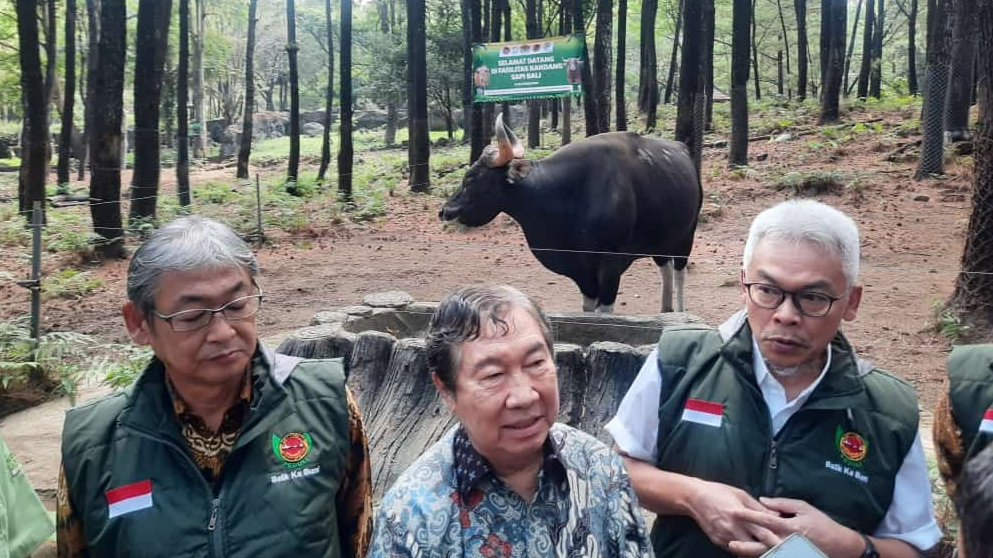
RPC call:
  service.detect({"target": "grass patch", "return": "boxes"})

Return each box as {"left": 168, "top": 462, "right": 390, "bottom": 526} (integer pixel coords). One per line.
{"left": 932, "top": 301, "right": 970, "bottom": 342}
{"left": 771, "top": 170, "right": 846, "bottom": 196}
{"left": 41, "top": 269, "right": 104, "bottom": 300}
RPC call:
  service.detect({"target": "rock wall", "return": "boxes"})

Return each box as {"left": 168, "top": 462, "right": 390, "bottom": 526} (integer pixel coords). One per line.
{"left": 276, "top": 291, "right": 704, "bottom": 498}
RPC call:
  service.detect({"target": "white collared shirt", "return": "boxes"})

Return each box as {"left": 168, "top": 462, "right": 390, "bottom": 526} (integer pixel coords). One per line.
{"left": 605, "top": 342, "right": 942, "bottom": 551}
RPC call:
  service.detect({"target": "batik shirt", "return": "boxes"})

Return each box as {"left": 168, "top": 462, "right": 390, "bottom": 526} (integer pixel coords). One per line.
{"left": 369, "top": 422, "right": 652, "bottom": 558}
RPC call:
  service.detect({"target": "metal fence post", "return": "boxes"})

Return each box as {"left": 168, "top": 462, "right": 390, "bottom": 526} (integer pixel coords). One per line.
{"left": 255, "top": 174, "right": 264, "bottom": 248}
{"left": 29, "top": 201, "right": 42, "bottom": 342}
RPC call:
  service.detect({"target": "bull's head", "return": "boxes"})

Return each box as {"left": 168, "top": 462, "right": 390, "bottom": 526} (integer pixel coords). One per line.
{"left": 439, "top": 113, "right": 525, "bottom": 227}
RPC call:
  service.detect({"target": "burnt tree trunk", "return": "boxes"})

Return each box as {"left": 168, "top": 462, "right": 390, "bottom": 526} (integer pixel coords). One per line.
{"left": 286, "top": 0, "right": 301, "bottom": 186}
{"left": 561, "top": 0, "right": 573, "bottom": 144}
{"left": 16, "top": 0, "right": 48, "bottom": 220}
{"left": 730, "top": 0, "right": 752, "bottom": 167}
{"left": 945, "top": 0, "right": 978, "bottom": 141}
{"left": 575, "top": 0, "right": 597, "bottom": 135}
{"left": 704, "top": 0, "right": 715, "bottom": 129}
{"left": 593, "top": 0, "right": 612, "bottom": 133}
{"left": 638, "top": 0, "right": 659, "bottom": 130}
{"left": 130, "top": 0, "right": 172, "bottom": 223}
{"left": 907, "top": 0, "right": 919, "bottom": 95}
{"left": 88, "top": 0, "right": 126, "bottom": 257}
{"left": 408, "top": 0, "right": 430, "bottom": 192}
{"left": 339, "top": 0, "right": 354, "bottom": 200}
{"left": 819, "top": 0, "right": 847, "bottom": 124}
{"left": 58, "top": 0, "right": 77, "bottom": 189}
{"left": 468, "top": 0, "right": 485, "bottom": 162}
{"left": 916, "top": 0, "right": 952, "bottom": 179}
{"left": 949, "top": 0, "right": 993, "bottom": 333}
{"left": 663, "top": 0, "right": 684, "bottom": 105}
{"left": 317, "top": 0, "right": 335, "bottom": 182}
{"left": 527, "top": 0, "right": 545, "bottom": 148}
{"left": 858, "top": 0, "right": 875, "bottom": 98}
{"left": 751, "top": 0, "right": 762, "bottom": 99}
{"left": 177, "top": 0, "right": 190, "bottom": 206}
{"left": 78, "top": 0, "right": 93, "bottom": 182}
{"left": 775, "top": 0, "right": 792, "bottom": 98}
{"left": 843, "top": 0, "right": 863, "bottom": 96}
{"left": 237, "top": 0, "right": 259, "bottom": 180}
{"left": 461, "top": 0, "right": 473, "bottom": 143}
{"left": 616, "top": 0, "right": 627, "bottom": 131}
{"left": 795, "top": 0, "right": 809, "bottom": 100}
{"left": 869, "top": 0, "right": 885, "bottom": 98}
{"left": 675, "top": 0, "right": 704, "bottom": 175}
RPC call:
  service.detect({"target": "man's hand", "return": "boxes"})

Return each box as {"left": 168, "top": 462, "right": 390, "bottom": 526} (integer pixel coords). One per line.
{"left": 730, "top": 497, "right": 864, "bottom": 558}
{"left": 686, "top": 480, "right": 782, "bottom": 556}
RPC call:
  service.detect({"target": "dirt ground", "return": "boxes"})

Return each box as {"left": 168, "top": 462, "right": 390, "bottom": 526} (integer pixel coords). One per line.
{"left": 0, "top": 106, "right": 975, "bottom": 418}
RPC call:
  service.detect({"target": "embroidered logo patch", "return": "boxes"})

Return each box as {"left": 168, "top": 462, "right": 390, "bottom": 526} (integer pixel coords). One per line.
{"left": 836, "top": 426, "right": 868, "bottom": 464}
{"left": 272, "top": 432, "right": 312, "bottom": 469}
{"left": 106, "top": 479, "right": 154, "bottom": 518}
{"left": 680, "top": 398, "right": 724, "bottom": 428}
{"left": 981, "top": 409, "right": 993, "bottom": 434}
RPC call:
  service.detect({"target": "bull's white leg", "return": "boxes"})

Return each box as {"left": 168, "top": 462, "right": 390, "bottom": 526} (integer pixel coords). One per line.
{"left": 596, "top": 303, "right": 614, "bottom": 314}
{"left": 676, "top": 266, "right": 686, "bottom": 312}
{"left": 660, "top": 261, "right": 674, "bottom": 313}
{"left": 583, "top": 295, "right": 597, "bottom": 313}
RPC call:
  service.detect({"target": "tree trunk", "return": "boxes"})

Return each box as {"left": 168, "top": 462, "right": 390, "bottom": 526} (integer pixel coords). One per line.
{"left": 949, "top": 0, "right": 993, "bottom": 332}
{"left": 317, "top": 0, "right": 335, "bottom": 182}
{"left": 916, "top": 0, "right": 951, "bottom": 179}
{"left": 286, "top": 0, "right": 300, "bottom": 186}
{"left": 751, "top": 0, "right": 761, "bottom": 99}
{"left": 177, "top": 0, "right": 190, "bottom": 206}
{"left": 616, "top": 0, "right": 627, "bottom": 131}
{"left": 778, "top": 49, "right": 785, "bottom": 95}
{"left": 562, "top": 0, "right": 573, "bottom": 143}
{"left": 237, "top": 0, "right": 259, "bottom": 180}
{"left": 663, "top": 0, "right": 684, "bottom": 105}
{"left": 58, "top": 0, "right": 77, "bottom": 189}
{"left": 192, "top": 0, "right": 206, "bottom": 158}
{"left": 775, "top": 0, "right": 792, "bottom": 98}
{"left": 844, "top": 0, "right": 863, "bottom": 96}
{"left": 730, "top": 0, "right": 751, "bottom": 167}
{"left": 638, "top": 0, "right": 659, "bottom": 131}
{"left": 593, "top": 0, "right": 613, "bottom": 133}
{"left": 858, "top": 0, "right": 875, "bottom": 98}
{"left": 575, "top": 0, "right": 597, "bottom": 135}
{"left": 945, "top": 0, "right": 977, "bottom": 141}
{"left": 78, "top": 1, "right": 93, "bottom": 182}
{"left": 795, "top": 0, "right": 809, "bottom": 100}
{"left": 869, "top": 0, "right": 885, "bottom": 98}
{"left": 408, "top": 0, "right": 430, "bottom": 192}
{"left": 88, "top": 0, "right": 126, "bottom": 257}
{"left": 380, "top": 0, "right": 396, "bottom": 147}
{"left": 819, "top": 0, "right": 847, "bottom": 123}
{"left": 130, "top": 0, "right": 172, "bottom": 223}
{"left": 502, "top": 0, "right": 511, "bottom": 126}
{"left": 16, "top": 0, "right": 48, "bottom": 221}
{"left": 482, "top": 0, "right": 494, "bottom": 134}
{"left": 907, "top": 0, "right": 919, "bottom": 95}
{"left": 675, "top": 0, "right": 704, "bottom": 174}
{"left": 526, "top": 0, "right": 541, "bottom": 146}
{"left": 468, "top": 0, "right": 485, "bottom": 162}
{"left": 461, "top": 0, "right": 473, "bottom": 143}
{"left": 704, "top": 0, "right": 715, "bottom": 129}
{"left": 339, "top": 0, "right": 354, "bottom": 200}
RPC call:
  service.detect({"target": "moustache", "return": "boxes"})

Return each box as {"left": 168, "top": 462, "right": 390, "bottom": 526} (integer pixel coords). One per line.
{"left": 760, "top": 331, "right": 811, "bottom": 348}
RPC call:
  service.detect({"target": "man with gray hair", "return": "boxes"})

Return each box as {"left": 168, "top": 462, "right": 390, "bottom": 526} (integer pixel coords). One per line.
{"left": 56, "top": 216, "right": 373, "bottom": 558}
{"left": 607, "top": 200, "right": 940, "bottom": 558}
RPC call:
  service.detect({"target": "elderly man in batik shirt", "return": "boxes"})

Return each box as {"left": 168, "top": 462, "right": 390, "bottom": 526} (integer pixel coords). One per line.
{"left": 369, "top": 285, "right": 651, "bottom": 558}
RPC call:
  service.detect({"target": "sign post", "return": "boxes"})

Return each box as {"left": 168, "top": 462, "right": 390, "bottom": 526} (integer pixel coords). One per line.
{"left": 472, "top": 34, "right": 585, "bottom": 103}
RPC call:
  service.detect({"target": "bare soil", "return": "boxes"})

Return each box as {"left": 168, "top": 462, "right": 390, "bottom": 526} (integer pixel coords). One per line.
{"left": 0, "top": 106, "right": 975, "bottom": 416}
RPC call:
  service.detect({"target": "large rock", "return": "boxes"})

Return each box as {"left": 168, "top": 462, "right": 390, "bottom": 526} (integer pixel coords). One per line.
{"left": 302, "top": 122, "right": 325, "bottom": 137}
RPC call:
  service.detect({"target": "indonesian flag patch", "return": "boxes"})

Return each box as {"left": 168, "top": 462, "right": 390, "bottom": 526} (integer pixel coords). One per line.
{"left": 681, "top": 398, "right": 724, "bottom": 428}
{"left": 981, "top": 409, "right": 993, "bottom": 434}
{"left": 106, "top": 479, "right": 153, "bottom": 518}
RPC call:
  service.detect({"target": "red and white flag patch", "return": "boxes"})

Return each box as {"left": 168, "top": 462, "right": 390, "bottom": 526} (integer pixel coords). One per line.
{"left": 681, "top": 398, "right": 724, "bottom": 428}
{"left": 106, "top": 479, "right": 153, "bottom": 518}
{"left": 981, "top": 409, "right": 993, "bottom": 434}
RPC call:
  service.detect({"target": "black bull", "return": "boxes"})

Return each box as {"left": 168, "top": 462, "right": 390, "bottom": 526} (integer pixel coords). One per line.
{"left": 439, "top": 128, "right": 702, "bottom": 313}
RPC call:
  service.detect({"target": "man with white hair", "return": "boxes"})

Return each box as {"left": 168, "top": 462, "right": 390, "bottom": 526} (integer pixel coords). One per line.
{"left": 607, "top": 200, "right": 941, "bottom": 558}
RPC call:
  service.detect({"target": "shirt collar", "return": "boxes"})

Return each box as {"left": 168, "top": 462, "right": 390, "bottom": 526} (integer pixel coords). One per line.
{"left": 452, "top": 425, "right": 566, "bottom": 502}
{"left": 751, "top": 337, "right": 832, "bottom": 404}
{"left": 164, "top": 364, "right": 255, "bottom": 418}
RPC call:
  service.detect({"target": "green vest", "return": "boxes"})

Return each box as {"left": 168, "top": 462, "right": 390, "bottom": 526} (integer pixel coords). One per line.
{"left": 1, "top": 434, "right": 55, "bottom": 558}
{"left": 61, "top": 345, "right": 350, "bottom": 558}
{"left": 650, "top": 312, "right": 919, "bottom": 558}
{"left": 946, "top": 344, "right": 993, "bottom": 462}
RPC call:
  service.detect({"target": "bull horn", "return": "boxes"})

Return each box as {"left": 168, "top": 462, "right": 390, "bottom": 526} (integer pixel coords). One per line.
{"left": 491, "top": 112, "right": 515, "bottom": 167}
{"left": 501, "top": 113, "right": 525, "bottom": 159}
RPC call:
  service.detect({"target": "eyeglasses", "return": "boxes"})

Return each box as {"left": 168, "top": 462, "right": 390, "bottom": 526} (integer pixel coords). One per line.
{"left": 742, "top": 282, "right": 842, "bottom": 318}
{"left": 153, "top": 289, "right": 264, "bottom": 332}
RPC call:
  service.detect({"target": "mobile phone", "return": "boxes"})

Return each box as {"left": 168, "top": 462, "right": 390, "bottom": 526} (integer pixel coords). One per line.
{"left": 760, "top": 533, "right": 830, "bottom": 558}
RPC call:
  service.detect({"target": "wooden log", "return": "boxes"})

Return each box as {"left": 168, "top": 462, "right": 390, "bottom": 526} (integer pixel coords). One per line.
{"left": 347, "top": 330, "right": 397, "bottom": 413}
{"left": 275, "top": 324, "right": 357, "bottom": 372}
{"left": 554, "top": 343, "right": 587, "bottom": 428}
{"left": 582, "top": 342, "right": 651, "bottom": 444}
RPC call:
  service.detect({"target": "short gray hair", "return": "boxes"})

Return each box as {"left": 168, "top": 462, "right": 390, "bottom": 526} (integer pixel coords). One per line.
{"left": 425, "top": 285, "right": 553, "bottom": 394}
{"left": 743, "top": 200, "right": 860, "bottom": 287}
{"left": 127, "top": 216, "right": 258, "bottom": 317}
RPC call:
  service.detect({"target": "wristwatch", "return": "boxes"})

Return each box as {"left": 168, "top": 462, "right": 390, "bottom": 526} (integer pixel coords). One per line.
{"left": 860, "top": 534, "right": 880, "bottom": 558}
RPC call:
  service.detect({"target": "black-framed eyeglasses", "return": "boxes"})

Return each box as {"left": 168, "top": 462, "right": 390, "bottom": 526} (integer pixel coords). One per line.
{"left": 153, "top": 288, "right": 264, "bottom": 332}
{"left": 742, "top": 282, "right": 842, "bottom": 318}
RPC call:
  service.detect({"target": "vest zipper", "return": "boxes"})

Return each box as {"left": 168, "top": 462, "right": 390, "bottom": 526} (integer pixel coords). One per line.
{"left": 208, "top": 498, "right": 220, "bottom": 530}
{"left": 763, "top": 439, "right": 779, "bottom": 495}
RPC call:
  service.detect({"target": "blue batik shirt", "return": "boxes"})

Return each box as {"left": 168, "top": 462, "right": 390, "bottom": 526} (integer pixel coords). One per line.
{"left": 369, "top": 423, "right": 653, "bottom": 558}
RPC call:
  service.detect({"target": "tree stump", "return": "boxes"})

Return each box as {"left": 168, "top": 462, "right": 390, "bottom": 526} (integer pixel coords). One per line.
{"left": 347, "top": 331, "right": 397, "bottom": 413}
{"left": 554, "top": 343, "right": 587, "bottom": 428}
{"left": 582, "top": 342, "right": 650, "bottom": 444}
{"left": 276, "top": 324, "right": 357, "bottom": 371}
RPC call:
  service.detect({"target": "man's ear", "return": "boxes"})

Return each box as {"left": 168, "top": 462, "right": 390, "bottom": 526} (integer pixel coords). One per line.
{"left": 739, "top": 268, "right": 748, "bottom": 305}
{"left": 507, "top": 159, "right": 532, "bottom": 183}
{"left": 843, "top": 285, "right": 862, "bottom": 322}
{"left": 431, "top": 373, "right": 456, "bottom": 412}
{"left": 122, "top": 301, "right": 153, "bottom": 346}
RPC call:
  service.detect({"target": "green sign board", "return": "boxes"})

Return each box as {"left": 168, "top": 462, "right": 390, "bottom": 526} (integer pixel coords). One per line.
{"left": 472, "top": 34, "right": 585, "bottom": 103}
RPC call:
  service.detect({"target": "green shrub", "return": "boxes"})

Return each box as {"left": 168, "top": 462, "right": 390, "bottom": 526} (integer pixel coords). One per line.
{"left": 42, "top": 269, "right": 104, "bottom": 300}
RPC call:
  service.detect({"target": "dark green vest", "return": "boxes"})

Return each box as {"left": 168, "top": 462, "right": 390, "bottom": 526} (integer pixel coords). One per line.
{"left": 62, "top": 345, "right": 350, "bottom": 558}
{"left": 650, "top": 313, "right": 919, "bottom": 558}
{"left": 947, "top": 344, "right": 993, "bottom": 462}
